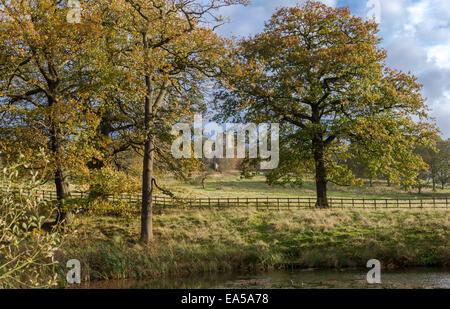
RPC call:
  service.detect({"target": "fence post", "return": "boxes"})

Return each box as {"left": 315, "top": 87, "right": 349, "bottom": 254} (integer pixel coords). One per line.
{"left": 26, "top": 191, "right": 450, "bottom": 211}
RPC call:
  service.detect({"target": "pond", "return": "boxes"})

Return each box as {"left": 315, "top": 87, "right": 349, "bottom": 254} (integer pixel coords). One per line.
{"left": 77, "top": 267, "right": 449, "bottom": 289}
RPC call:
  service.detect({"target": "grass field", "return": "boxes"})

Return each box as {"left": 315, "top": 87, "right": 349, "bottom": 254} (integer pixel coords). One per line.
{"left": 59, "top": 208, "right": 449, "bottom": 284}
{"left": 158, "top": 171, "right": 450, "bottom": 200}
{"left": 6, "top": 170, "right": 448, "bottom": 201}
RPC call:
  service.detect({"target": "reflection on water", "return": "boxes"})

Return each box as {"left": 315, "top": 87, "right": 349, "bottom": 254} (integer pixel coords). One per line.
{"left": 78, "top": 268, "right": 450, "bottom": 289}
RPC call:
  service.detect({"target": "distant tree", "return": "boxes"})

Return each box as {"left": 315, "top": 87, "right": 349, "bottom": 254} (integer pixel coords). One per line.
{"left": 414, "top": 170, "right": 429, "bottom": 194}
{"left": 436, "top": 139, "right": 450, "bottom": 189}
{"left": 415, "top": 140, "right": 437, "bottom": 191}
{"left": 197, "top": 158, "right": 214, "bottom": 189}
{"left": 415, "top": 137, "right": 450, "bottom": 191}
{"left": 217, "top": 157, "right": 242, "bottom": 172}
{"left": 216, "top": 1, "right": 437, "bottom": 207}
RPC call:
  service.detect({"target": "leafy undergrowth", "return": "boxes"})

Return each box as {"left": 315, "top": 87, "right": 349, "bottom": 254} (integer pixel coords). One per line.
{"left": 59, "top": 208, "right": 449, "bottom": 285}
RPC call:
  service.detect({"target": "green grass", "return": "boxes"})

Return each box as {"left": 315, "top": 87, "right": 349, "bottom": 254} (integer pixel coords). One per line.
{"left": 6, "top": 170, "right": 448, "bottom": 200}
{"left": 59, "top": 208, "right": 449, "bottom": 284}
{"left": 157, "top": 171, "right": 450, "bottom": 199}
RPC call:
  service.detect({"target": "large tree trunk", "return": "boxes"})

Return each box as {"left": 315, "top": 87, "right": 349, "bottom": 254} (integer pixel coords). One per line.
{"left": 54, "top": 167, "right": 68, "bottom": 223}
{"left": 140, "top": 32, "right": 154, "bottom": 243}
{"left": 432, "top": 177, "right": 436, "bottom": 192}
{"left": 313, "top": 138, "right": 329, "bottom": 208}
{"left": 54, "top": 168, "right": 68, "bottom": 200}
{"left": 50, "top": 127, "right": 68, "bottom": 201}
{"left": 87, "top": 110, "right": 116, "bottom": 170}
{"left": 49, "top": 93, "right": 69, "bottom": 223}
{"left": 141, "top": 131, "right": 154, "bottom": 243}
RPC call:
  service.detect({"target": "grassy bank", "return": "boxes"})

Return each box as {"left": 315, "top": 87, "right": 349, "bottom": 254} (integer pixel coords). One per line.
{"left": 59, "top": 208, "right": 449, "bottom": 285}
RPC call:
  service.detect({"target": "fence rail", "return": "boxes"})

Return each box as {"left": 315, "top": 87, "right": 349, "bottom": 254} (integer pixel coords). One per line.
{"left": 152, "top": 196, "right": 449, "bottom": 209}
{"left": 1, "top": 186, "right": 449, "bottom": 209}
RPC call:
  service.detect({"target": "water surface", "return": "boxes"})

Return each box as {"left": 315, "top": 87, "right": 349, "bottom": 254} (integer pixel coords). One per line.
{"left": 78, "top": 267, "right": 449, "bottom": 289}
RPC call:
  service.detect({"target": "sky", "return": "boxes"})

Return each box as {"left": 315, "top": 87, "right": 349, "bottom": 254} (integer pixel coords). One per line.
{"left": 216, "top": 0, "right": 450, "bottom": 139}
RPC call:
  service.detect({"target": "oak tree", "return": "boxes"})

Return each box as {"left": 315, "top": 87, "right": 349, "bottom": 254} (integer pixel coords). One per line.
{"left": 217, "top": 1, "right": 437, "bottom": 207}
{"left": 0, "top": 0, "right": 103, "bottom": 220}
{"left": 101, "top": 0, "right": 247, "bottom": 242}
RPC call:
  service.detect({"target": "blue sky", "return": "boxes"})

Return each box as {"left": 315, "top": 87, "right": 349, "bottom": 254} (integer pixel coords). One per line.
{"left": 216, "top": 0, "right": 450, "bottom": 138}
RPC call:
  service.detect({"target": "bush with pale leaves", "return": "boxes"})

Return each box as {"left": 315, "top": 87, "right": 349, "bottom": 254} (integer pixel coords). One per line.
{"left": 0, "top": 163, "right": 63, "bottom": 288}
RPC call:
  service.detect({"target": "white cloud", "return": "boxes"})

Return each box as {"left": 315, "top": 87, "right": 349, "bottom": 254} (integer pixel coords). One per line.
{"left": 215, "top": 0, "right": 450, "bottom": 138}
{"left": 406, "top": 1, "right": 427, "bottom": 26}
{"left": 426, "top": 44, "right": 450, "bottom": 69}
{"left": 321, "top": 0, "right": 337, "bottom": 7}
{"left": 430, "top": 92, "right": 450, "bottom": 136}
{"left": 376, "top": 0, "right": 450, "bottom": 137}
{"left": 217, "top": 0, "right": 337, "bottom": 37}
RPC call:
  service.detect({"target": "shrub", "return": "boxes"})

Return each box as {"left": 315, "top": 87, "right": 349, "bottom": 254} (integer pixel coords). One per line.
{"left": 0, "top": 162, "right": 63, "bottom": 288}
{"left": 86, "top": 199, "right": 137, "bottom": 218}
{"left": 88, "top": 167, "right": 139, "bottom": 199}
{"left": 61, "top": 197, "right": 138, "bottom": 218}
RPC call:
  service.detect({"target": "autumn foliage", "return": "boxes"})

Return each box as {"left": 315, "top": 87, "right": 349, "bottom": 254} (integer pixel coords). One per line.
{"left": 216, "top": 1, "right": 437, "bottom": 207}
{"left": 0, "top": 0, "right": 440, "bottom": 240}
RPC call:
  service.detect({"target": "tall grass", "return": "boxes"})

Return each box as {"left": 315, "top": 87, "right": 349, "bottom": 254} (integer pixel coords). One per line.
{"left": 60, "top": 208, "right": 449, "bottom": 284}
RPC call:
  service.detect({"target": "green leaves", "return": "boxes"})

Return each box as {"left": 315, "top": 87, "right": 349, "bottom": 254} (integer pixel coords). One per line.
{"left": 0, "top": 0, "right": 104, "bottom": 183}
{"left": 217, "top": 1, "right": 438, "bottom": 201}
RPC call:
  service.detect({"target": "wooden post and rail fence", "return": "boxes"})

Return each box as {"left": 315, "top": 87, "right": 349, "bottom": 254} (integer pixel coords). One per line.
{"left": 0, "top": 186, "right": 448, "bottom": 210}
